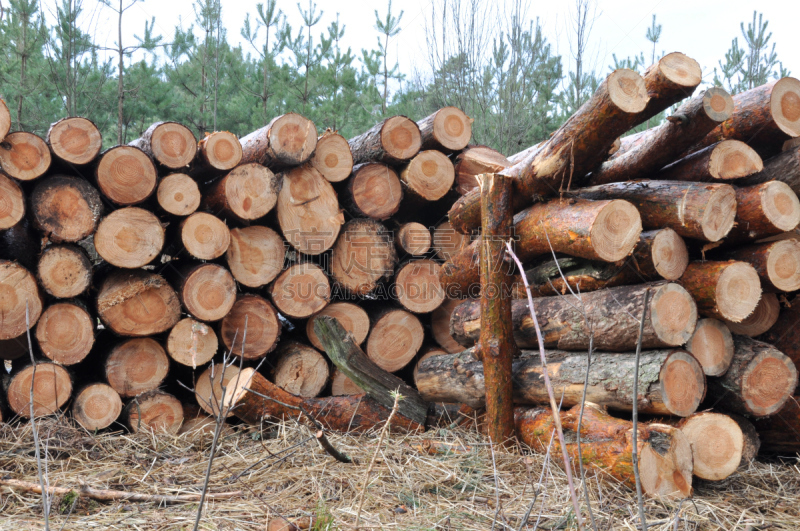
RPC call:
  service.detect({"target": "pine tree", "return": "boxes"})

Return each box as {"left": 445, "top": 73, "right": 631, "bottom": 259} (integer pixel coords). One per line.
{"left": 374, "top": 1, "right": 404, "bottom": 115}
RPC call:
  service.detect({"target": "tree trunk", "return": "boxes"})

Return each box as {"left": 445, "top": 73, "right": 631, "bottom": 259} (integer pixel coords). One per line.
{"left": 95, "top": 270, "right": 181, "bottom": 336}
{"left": 95, "top": 146, "right": 158, "bottom": 206}
{"left": 723, "top": 292, "right": 780, "bottom": 337}
{"left": 431, "top": 221, "right": 471, "bottom": 262}
{"left": 271, "top": 341, "right": 330, "bottom": 398}
{"left": 329, "top": 218, "right": 396, "bottom": 296}
{"left": 398, "top": 150, "right": 455, "bottom": 202}
{"left": 655, "top": 140, "right": 762, "bottom": 182}
{"left": 447, "top": 68, "right": 649, "bottom": 234}
{"left": 453, "top": 145, "right": 511, "bottom": 195}
{"left": 72, "top": 383, "right": 123, "bottom": 431}
{"left": 673, "top": 412, "right": 752, "bottom": 480}
{"left": 630, "top": 228, "right": 689, "bottom": 281}
{"left": 588, "top": 87, "right": 734, "bottom": 185}
{"left": 417, "top": 106, "right": 473, "bottom": 152}
{"left": 366, "top": 308, "right": 425, "bottom": 373}
{"left": 514, "top": 403, "right": 693, "bottom": 499}
{"left": 440, "top": 198, "right": 642, "bottom": 297}
{"left": 0, "top": 174, "right": 25, "bottom": 230}
{"left": 395, "top": 222, "right": 431, "bottom": 256}
{"left": 105, "top": 337, "right": 170, "bottom": 398}
{"left": 306, "top": 302, "right": 370, "bottom": 351}
{"left": 395, "top": 259, "right": 445, "bottom": 314}
{"left": 4, "top": 361, "right": 72, "bottom": 418}
{"left": 691, "top": 77, "right": 800, "bottom": 159}
{"left": 36, "top": 244, "right": 92, "bottom": 299}
{"left": 431, "top": 297, "right": 471, "bottom": 354}
{"left": 707, "top": 335, "right": 798, "bottom": 417}
{"left": 0, "top": 260, "right": 43, "bottom": 340}
{"left": 126, "top": 390, "right": 183, "bottom": 434}
{"left": 725, "top": 240, "right": 800, "bottom": 292}
{"left": 685, "top": 318, "right": 734, "bottom": 377}
{"left": 240, "top": 113, "right": 317, "bottom": 169}
{"left": 740, "top": 144, "right": 800, "bottom": 193}
{"left": 752, "top": 395, "right": 800, "bottom": 453}
{"left": 203, "top": 163, "right": 281, "bottom": 222}
{"left": 166, "top": 317, "right": 218, "bottom": 368}
{"left": 225, "top": 225, "right": 284, "bottom": 288}
{"left": 573, "top": 180, "right": 737, "bottom": 242}
{"left": 452, "top": 282, "right": 697, "bottom": 351}
{"left": 178, "top": 212, "right": 231, "bottom": 260}
{"left": 680, "top": 260, "right": 761, "bottom": 322}
{"left": 348, "top": 116, "right": 422, "bottom": 165}
{"left": 129, "top": 121, "right": 197, "bottom": 170}
{"left": 171, "top": 262, "right": 236, "bottom": 322}
{"left": 415, "top": 347, "right": 705, "bottom": 417}
{"left": 46, "top": 117, "right": 103, "bottom": 167}
{"left": 639, "top": 52, "right": 702, "bottom": 121}
{"left": 35, "top": 300, "right": 94, "bottom": 365}
{"left": 268, "top": 262, "right": 330, "bottom": 319}
{"left": 276, "top": 165, "right": 343, "bottom": 255}
{"left": 726, "top": 181, "right": 800, "bottom": 242}
{"left": 341, "top": 163, "right": 403, "bottom": 220}
{"left": 192, "top": 130, "right": 243, "bottom": 175}
{"left": 0, "top": 132, "right": 51, "bottom": 181}
{"left": 31, "top": 175, "right": 103, "bottom": 242}
{"left": 310, "top": 130, "right": 353, "bottom": 182}
{"left": 220, "top": 294, "right": 281, "bottom": 360}
{"left": 94, "top": 207, "right": 164, "bottom": 268}
{"left": 156, "top": 173, "right": 201, "bottom": 217}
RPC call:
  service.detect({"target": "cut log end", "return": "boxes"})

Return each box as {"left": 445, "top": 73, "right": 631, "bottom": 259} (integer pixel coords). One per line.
{"left": 330, "top": 219, "right": 396, "bottom": 296}
{"left": 200, "top": 131, "right": 242, "bottom": 170}
{"left": 195, "top": 365, "right": 242, "bottom": 417}
{"left": 226, "top": 225, "right": 284, "bottom": 288}
{"left": 150, "top": 122, "right": 197, "bottom": 168}
{"left": 0, "top": 132, "right": 51, "bottom": 181}
{"left": 702, "top": 185, "right": 738, "bottom": 241}
{"left": 106, "top": 338, "right": 170, "bottom": 398}
{"left": 381, "top": 116, "right": 422, "bottom": 161}
{"left": 167, "top": 317, "right": 218, "bottom": 367}
{"left": 432, "top": 221, "right": 471, "bottom": 262}
{"left": 95, "top": 207, "right": 164, "bottom": 268}
{"left": 740, "top": 350, "right": 798, "bottom": 417}
{"left": 221, "top": 295, "right": 281, "bottom": 359}
{"left": 7, "top": 363, "right": 72, "bottom": 418}
{"left": 331, "top": 368, "right": 362, "bottom": 395}
{"left": 608, "top": 69, "right": 649, "bottom": 113}
{"left": 268, "top": 113, "right": 317, "bottom": 165}
{"left": 400, "top": 150, "right": 455, "bottom": 201}
{"left": 35, "top": 302, "right": 94, "bottom": 365}
{"left": 658, "top": 52, "right": 702, "bottom": 90}
{"left": 311, "top": 132, "right": 353, "bottom": 182}
{"left": 454, "top": 146, "right": 510, "bottom": 195}
{"left": 651, "top": 228, "right": 689, "bottom": 280}
{"left": 771, "top": 77, "right": 800, "bottom": 137}
{"left": 366, "top": 309, "right": 424, "bottom": 372}
{"left": 0, "top": 261, "right": 43, "bottom": 340}
{"left": 348, "top": 163, "right": 403, "bottom": 220}
{"left": 96, "top": 146, "right": 157, "bottom": 205}
{"left": 306, "top": 302, "right": 370, "bottom": 351}
{"left": 0, "top": 174, "right": 25, "bottom": 230}
{"left": 213, "top": 163, "right": 280, "bottom": 220}
{"left": 703, "top": 86, "right": 735, "bottom": 122}
{"left": 37, "top": 245, "right": 92, "bottom": 299}
{"left": 96, "top": 270, "right": 181, "bottom": 336}
{"left": 650, "top": 283, "right": 698, "bottom": 346}
{"left": 716, "top": 262, "right": 762, "bottom": 322}
{"left": 686, "top": 318, "right": 734, "bottom": 377}
{"left": 764, "top": 239, "right": 800, "bottom": 291}
{"left": 758, "top": 181, "right": 800, "bottom": 233}
{"left": 660, "top": 351, "right": 706, "bottom": 417}
{"left": 639, "top": 425, "right": 693, "bottom": 498}
{"left": 47, "top": 117, "right": 103, "bottom": 165}
{"left": 278, "top": 165, "right": 342, "bottom": 254}
{"left": 396, "top": 222, "right": 431, "bottom": 256}
{"left": 272, "top": 342, "right": 330, "bottom": 398}
{"left": 31, "top": 175, "right": 102, "bottom": 242}
{"left": 396, "top": 260, "right": 445, "bottom": 313}
{"left": 73, "top": 384, "right": 123, "bottom": 431}
{"left": 127, "top": 391, "right": 183, "bottom": 434}
{"left": 270, "top": 262, "right": 330, "bottom": 319}
{"left": 724, "top": 292, "right": 780, "bottom": 337}
{"left": 180, "top": 264, "right": 236, "bottom": 322}
{"left": 679, "top": 412, "right": 745, "bottom": 481}
{"left": 426, "top": 106, "right": 472, "bottom": 151}
{"left": 589, "top": 199, "right": 642, "bottom": 262}
{"left": 181, "top": 212, "right": 231, "bottom": 260}
{"left": 157, "top": 173, "right": 201, "bottom": 216}
{"left": 709, "top": 140, "right": 763, "bottom": 180}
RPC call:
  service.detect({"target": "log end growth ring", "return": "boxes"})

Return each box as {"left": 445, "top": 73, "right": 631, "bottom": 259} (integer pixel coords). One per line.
{"left": 659, "top": 52, "right": 702, "bottom": 90}
{"left": 7, "top": 363, "right": 72, "bottom": 418}
{"left": 157, "top": 173, "right": 201, "bottom": 216}
{"left": 766, "top": 239, "right": 800, "bottom": 292}
{"left": 311, "top": 132, "right": 353, "bottom": 182}
{"left": 639, "top": 425, "right": 693, "bottom": 499}
{"left": 761, "top": 181, "right": 800, "bottom": 232}
{"left": 589, "top": 199, "right": 642, "bottom": 262}
{"left": 221, "top": 295, "right": 281, "bottom": 359}
{"left": 680, "top": 413, "right": 744, "bottom": 481}
{"left": 381, "top": 116, "right": 422, "bottom": 160}
{"left": 652, "top": 228, "right": 689, "bottom": 280}
{"left": 0, "top": 261, "right": 42, "bottom": 340}
{"left": 715, "top": 261, "right": 761, "bottom": 322}
{"left": 741, "top": 351, "right": 798, "bottom": 416}
{"left": 703, "top": 87, "right": 735, "bottom": 122}
{"left": 403, "top": 150, "right": 455, "bottom": 201}
{"left": 73, "top": 383, "right": 123, "bottom": 431}
{"left": 709, "top": 140, "right": 763, "bottom": 180}
{"left": 96, "top": 146, "right": 157, "bottom": 205}
{"left": 0, "top": 132, "right": 51, "bottom": 181}
{"left": 608, "top": 69, "right": 649, "bottom": 113}
{"left": 48, "top": 117, "right": 103, "bottom": 165}
{"left": 725, "top": 292, "right": 780, "bottom": 337}
{"left": 224, "top": 163, "right": 280, "bottom": 220}
{"left": 650, "top": 283, "right": 697, "bottom": 346}
{"left": 94, "top": 207, "right": 164, "bottom": 268}
{"left": 771, "top": 77, "right": 800, "bottom": 137}
{"left": 204, "top": 131, "right": 243, "bottom": 170}
{"left": 268, "top": 113, "right": 317, "bottom": 165}
{"left": 151, "top": 122, "right": 197, "bottom": 168}
{"left": 701, "top": 184, "right": 737, "bottom": 242}
{"left": 686, "top": 318, "right": 734, "bottom": 377}
{"left": 367, "top": 309, "right": 424, "bottom": 373}
{"left": 182, "top": 212, "right": 231, "bottom": 260}
{"left": 0, "top": 174, "right": 24, "bottom": 229}
{"left": 432, "top": 106, "right": 473, "bottom": 151}
{"left": 660, "top": 350, "right": 705, "bottom": 417}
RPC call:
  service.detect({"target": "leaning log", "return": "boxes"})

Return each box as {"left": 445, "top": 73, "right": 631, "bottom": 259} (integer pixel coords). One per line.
{"left": 740, "top": 144, "right": 800, "bottom": 193}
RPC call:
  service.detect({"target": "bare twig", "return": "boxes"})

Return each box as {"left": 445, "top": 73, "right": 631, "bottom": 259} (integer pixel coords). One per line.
{"left": 0, "top": 479, "right": 242, "bottom": 503}
{"left": 632, "top": 288, "right": 652, "bottom": 531}
{"left": 25, "top": 301, "right": 50, "bottom": 531}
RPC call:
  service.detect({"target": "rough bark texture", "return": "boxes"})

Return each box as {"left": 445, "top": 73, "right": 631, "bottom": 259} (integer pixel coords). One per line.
{"left": 454, "top": 145, "right": 510, "bottom": 195}
{"left": 679, "top": 260, "right": 762, "bottom": 322}
{"left": 726, "top": 181, "right": 800, "bottom": 242}
{"left": 639, "top": 52, "right": 702, "bottom": 122}
{"left": 723, "top": 292, "right": 780, "bottom": 337}
{"left": 417, "top": 106, "right": 473, "bottom": 152}
{"left": 630, "top": 228, "right": 689, "bottom": 281}
{"left": 306, "top": 302, "right": 370, "bottom": 351}
{"left": 95, "top": 145, "right": 158, "bottom": 206}
{"left": 129, "top": 121, "right": 197, "bottom": 169}
{"left": 758, "top": 303, "right": 800, "bottom": 372}
{"left": 95, "top": 270, "right": 181, "bottom": 337}
{"left": 31, "top": 175, "right": 103, "bottom": 242}
{"left": 655, "top": 140, "right": 762, "bottom": 182}
{"left": 203, "top": 163, "right": 281, "bottom": 222}
{"left": 726, "top": 240, "right": 800, "bottom": 292}
{"left": 0, "top": 132, "right": 51, "bottom": 181}
{"left": 740, "top": 145, "right": 800, "bottom": 193}
{"left": 240, "top": 113, "right": 317, "bottom": 169}
{"left": 348, "top": 116, "right": 422, "bottom": 165}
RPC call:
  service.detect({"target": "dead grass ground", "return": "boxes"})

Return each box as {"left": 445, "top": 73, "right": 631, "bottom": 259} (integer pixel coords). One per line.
{"left": 0, "top": 415, "right": 798, "bottom": 531}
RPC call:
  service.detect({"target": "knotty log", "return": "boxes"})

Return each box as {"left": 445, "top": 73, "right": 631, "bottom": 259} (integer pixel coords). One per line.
{"left": 225, "top": 225, "right": 284, "bottom": 288}
{"left": 342, "top": 163, "right": 403, "bottom": 220}
{"left": 95, "top": 145, "right": 158, "bottom": 206}
{"left": 692, "top": 77, "right": 800, "bottom": 159}
{"left": 94, "top": 207, "right": 164, "bottom": 268}
{"left": 0, "top": 260, "right": 43, "bottom": 340}
{"left": 105, "top": 338, "right": 170, "bottom": 398}
{"left": 306, "top": 302, "right": 370, "bottom": 351}
{"left": 399, "top": 150, "right": 455, "bottom": 201}
{"left": 707, "top": 335, "right": 797, "bottom": 417}
{"left": 415, "top": 347, "right": 705, "bottom": 417}
{"left": 310, "top": 130, "right": 353, "bottom": 182}
{"left": 723, "top": 292, "right": 780, "bottom": 337}
{"left": 4, "top": 361, "right": 72, "bottom": 418}
{"left": 673, "top": 412, "right": 752, "bottom": 481}
{"left": 515, "top": 403, "right": 693, "bottom": 499}
{"left": 740, "top": 144, "right": 800, "bottom": 193}
{"left": 366, "top": 308, "right": 425, "bottom": 373}
{"left": 35, "top": 301, "right": 94, "bottom": 365}
{"left": 349, "top": 115, "right": 422, "bottom": 165}
{"left": 655, "top": 140, "right": 762, "bottom": 182}
{"left": 454, "top": 145, "right": 511, "bottom": 195}
{"left": 126, "top": 390, "right": 183, "bottom": 434}
{"left": 0, "top": 173, "right": 25, "bottom": 229}
{"left": 752, "top": 396, "right": 800, "bottom": 453}
{"left": 179, "top": 211, "right": 231, "bottom": 260}
{"left": 0, "top": 131, "right": 51, "bottom": 181}
{"left": 330, "top": 218, "right": 396, "bottom": 296}
{"left": 269, "top": 262, "right": 330, "bottom": 319}
{"left": 95, "top": 270, "right": 181, "bottom": 336}
{"left": 431, "top": 221, "right": 471, "bottom": 262}
{"left": 156, "top": 173, "right": 201, "bottom": 216}
{"left": 725, "top": 239, "right": 800, "bottom": 292}
{"left": 166, "top": 317, "right": 218, "bottom": 368}
{"left": 220, "top": 294, "right": 281, "bottom": 359}
{"left": 431, "top": 298, "right": 470, "bottom": 354}
{"left": 573, "top": 180, "right": 737, "bottom": 242}
{"left": 277, "top": 164, "right": 343, "bottom": 254}
{"left": 193, "top": 130, "right": 242, "bottom": 173}
{"left": 452, "top": 282, "right": 697, "bottom": 351}
{"left": 440, "top": 198, "right": 642, "bottom": 296}
{"left": 417, "top": 106, "right": 472, "bottom": 152}
{"left": 395, "top": 259, "right": 445, "bottom": 314}
{"left": 173, "top": 262, "right": 236, "bottom": 322}
{"left": 46, "top": 117, "right": 103, "bottom": 166}
{"left": 727, "top": 181, "right": 800, "bottom": 242}
{"left": 685, "top": 318, "right": 734, "bottom": 377}
{"left": 36, "top": 244, "right": 92, "bottom": 299}
{"left": 588, "top": 87, "right": 734, "bottom": 185}
{"left": 271, "top": 342, "right": 330, "bottom": 398}
{"left": 241, "top": 113, "right": 317, "bottom": 169}
{"left": 31, "top": 175, "right": 103, "bottom": 242}
{"left": 130, "top": 121, "right": 197, "bottom": 169}
{"left": 72, "top": 383, "right": 123, "bottom": 431}
{"left": 680, "top": 260, "right": 761, "bottom": 322}
{"left": 203, "top": 163, "right": 281, "bottom": 222}
{"left": 448, "top": 68, "right": 649, "bottom": 234}
{"left": 395, "top": 222, "right": 431, "bottom": 256}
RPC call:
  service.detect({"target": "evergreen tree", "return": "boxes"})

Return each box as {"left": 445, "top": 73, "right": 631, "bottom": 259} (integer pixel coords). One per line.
{"left": 374, "top": 1, "right": 404, "bottom": 115}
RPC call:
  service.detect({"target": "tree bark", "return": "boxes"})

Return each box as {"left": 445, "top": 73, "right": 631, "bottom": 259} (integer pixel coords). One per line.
{"left": 639, "top": 52, "right": 702, "bottom": 121}
{"left": 685, "top": 318, "right": 734, "bottom": 377}
{"left": 166, "top": 317, "right": 218, "bottom": 368}
{"left": 95, "top": 269, "right": 181, "bottom": 337}
{"left": 723, "top": 292, "right": 780, "bottom": 337}
{"left": 680, "top": 260, "right": 762, "bottom": 322}
{"left": 240, "top": 113, "right": 317, "bottom": 169}
{"left": 726, "top": 239, "right": 800, "bottom": 292}
{"left": 630, "top": 228, "right": 689, "bottom": 281}
{"left": 129, "top": 121, "right": 197, "bottom": 170}
{"left": 348, "top": 116, "right": 422, "bottom": 165}
{"left": 0, "top": 217, "right": 38, "bottom": 271}
{"left": 35, "top": 300, "right": 94, "bottom": 365}
{"left": 395, "top": 259, "right": 445, "bottom": 314}
{"left": 31, "top": 175, "right": 103, "bottom": 242}
{"left": 453, "top": 145, "right": 511, "bottom": 195}
{"left": 310, "top": 130, "right": 353, "bottom": 183}
{"left": 341, "top": 163, "right": 403, "bottom": 220}
{"left": 0, "top": 173, "right": 24, "bottom": 230}
{"left": 126, "top": 390, "right": 183, "bottom": 434}
{"left": 105, "top": 337, "right": 170, "bottom": 398}
{"left": 329, "top": 218, "right": 396, "bottom": 296}
{"left": 271, "top": 341, "right": 330, "bottom": 398}
{"left": 366, "top": 308, "right": 425, "bottom": 373}
{"left": 431, "top": 221, "right": 471, "bottom": 262}
{"left": 0, "top": 260, "right": 43, "bottom": 340}
{"left": 417, "top": 106, "right": 472, "bottom": 152}
{"left": 726, "top": 181, "right": 800, "bottom": 242}
{"left": 0, "top": 131, "right": 51, "bottom": 181}
{"left": 225, "top": 225, "right": 284, "bottom": 288}
{"left": 95, "top": 145, "right": 158, "bottom": 206}
{"left": 202, "top": 163, "right": 281, "bottom": 222}
{"left": 220, "top": 294, "right": 281, "bottom": 360}
{"left": 740, "top": 144, "right": 800, "bottom": 193}
{"left": 655, "top": 140, "right": 762, "bottom": 182}
{"left": 431, "top": 297, "right": 470, "bottom": 354}
{"left": 268, "top": 262, "right": 330, "bottom": 319}
{"left": 94, "top": 207, "right": 164, "bottom": 268}
{"left": 306, "top": 302, "right": 370, "bottom": 351}
{"left": 156, "top": 173, "right": 201, "bottom": 216}
{"left": 399, "top": 150, "right": 455, "bottom": 201}
{"left": 72, "top": 383, "right": 122, "bottom": 431}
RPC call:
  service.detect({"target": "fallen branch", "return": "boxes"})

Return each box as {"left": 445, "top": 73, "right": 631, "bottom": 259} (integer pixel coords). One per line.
{"left": 0, "top": 479, "right": 242, "bottom": 503}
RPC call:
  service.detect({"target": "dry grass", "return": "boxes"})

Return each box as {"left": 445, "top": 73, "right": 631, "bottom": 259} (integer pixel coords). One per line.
{"left": 0, "top": 414, "right": 798, "bottom": 531}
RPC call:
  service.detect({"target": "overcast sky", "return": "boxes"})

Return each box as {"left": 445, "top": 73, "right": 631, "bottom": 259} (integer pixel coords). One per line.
{"left": 57, "top": 0, "right": 800, "bottom": 90}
